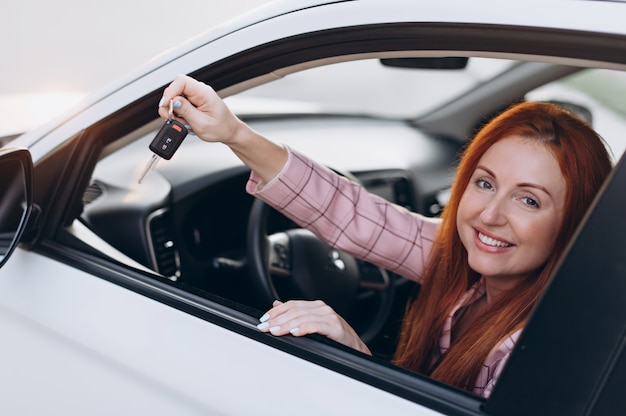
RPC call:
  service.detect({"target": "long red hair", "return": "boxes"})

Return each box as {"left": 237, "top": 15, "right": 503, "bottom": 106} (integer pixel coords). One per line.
{"left": 393, "top": 102, "right": 612, "bottom": 392}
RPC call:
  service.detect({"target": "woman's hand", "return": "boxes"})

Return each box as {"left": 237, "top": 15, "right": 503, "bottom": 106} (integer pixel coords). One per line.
{"left": 256, "top": 300, "right": 372, "bottom": 355}
{"left": 158, "top": 74, "right": 243, "bottom": 144}
{"left": 158, "top": 75, "right": 288, "bottom": 184}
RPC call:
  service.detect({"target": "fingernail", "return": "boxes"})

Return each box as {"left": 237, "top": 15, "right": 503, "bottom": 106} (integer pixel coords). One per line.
{"left": 269, "top": 326, "right": 281, "bottom": 333}
{"left": 173, "top": 100, "right": 182, "bottom": 109}
{"left": 158, "top": 97, "right": 165, "bottom": 107}
{"left": 290, "top": 327, "right": 299, "bottom": 335}
{"left": 259, "top": 313, "right": 270, "bottom": 323}
{"left": 256, "top": 322, "right": 269, "bottom": 330}
{"left": 272, "top": 300, "right": 281, "bottom": 306}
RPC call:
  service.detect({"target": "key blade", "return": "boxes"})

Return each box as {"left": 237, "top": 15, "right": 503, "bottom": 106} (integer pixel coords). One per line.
{"left": 138, "top": 154, "right": 160, "bottom": 184}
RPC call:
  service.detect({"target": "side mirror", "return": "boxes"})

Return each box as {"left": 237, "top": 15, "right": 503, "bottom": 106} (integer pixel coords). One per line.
{"left": 0, "top": 147, "right": 33, "bottom": 268}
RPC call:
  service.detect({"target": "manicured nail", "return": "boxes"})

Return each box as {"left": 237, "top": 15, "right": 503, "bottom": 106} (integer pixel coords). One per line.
{"left": 269, "top": 326, "right": 281, "bottom": 333}
{"left": 272, "top": 300, "right": 281, "bottom": 306}
{"left": 290, "top": 327, "right": 299, "bottom": 335}
{"left": 259, "top": 313, "right": 270, "bottom": 323}
{"left": 158, "top": 97, "right": 165, "bottom": 107}
{"left": 173, "top": 100, "right": 182, "bottom": 109}
{"left": 257, "top": 322, "right": 269, "bottom": 330}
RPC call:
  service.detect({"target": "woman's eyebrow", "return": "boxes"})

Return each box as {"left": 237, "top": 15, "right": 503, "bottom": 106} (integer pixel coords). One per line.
{"left": 475, "top": 165, "right": 552, "bottom": 197}
{"left": 518, "top": 182, "right": 552, "bottom": 197}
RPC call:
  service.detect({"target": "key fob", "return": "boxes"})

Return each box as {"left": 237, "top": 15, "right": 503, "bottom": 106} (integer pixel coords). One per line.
{"left": 148, "top": 119, "right": 188, "bottom": 160}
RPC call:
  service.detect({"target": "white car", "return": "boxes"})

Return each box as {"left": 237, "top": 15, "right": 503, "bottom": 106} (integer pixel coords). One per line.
{"left": 1, "top": 1, "right": 625, "bottom": 414}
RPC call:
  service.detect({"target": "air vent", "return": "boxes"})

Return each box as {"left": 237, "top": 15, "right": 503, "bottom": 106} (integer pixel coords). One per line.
{"left": 147, "top": 209, "right": 180, "bottom": 280}
{"left": 83, "top": 182, "right": 104, "bottom": 206}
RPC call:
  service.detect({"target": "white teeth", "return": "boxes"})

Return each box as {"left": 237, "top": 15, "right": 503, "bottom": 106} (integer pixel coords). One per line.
{"left": 478, "top": 232, "right": 511, "bottom": 248}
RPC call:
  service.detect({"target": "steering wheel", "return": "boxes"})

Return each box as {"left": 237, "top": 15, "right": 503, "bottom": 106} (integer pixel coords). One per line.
{"left": 246, "top": 197, "right": 394, "bottom": 345}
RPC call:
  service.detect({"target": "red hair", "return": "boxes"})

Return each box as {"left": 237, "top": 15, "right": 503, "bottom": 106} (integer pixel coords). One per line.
{"left": 393, "top": 102, "right": 612, "bottom": 392}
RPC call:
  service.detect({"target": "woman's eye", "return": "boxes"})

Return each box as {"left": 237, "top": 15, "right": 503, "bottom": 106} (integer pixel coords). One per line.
{"left": 475, "top": 179, "right": 493, "bottom": 190}
{"left": 521, "top": 197, "right": 540, "bottom": 209}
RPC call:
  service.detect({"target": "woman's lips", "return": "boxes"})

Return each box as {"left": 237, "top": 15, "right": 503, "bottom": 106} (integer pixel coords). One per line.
{"left": 473, "top": 228, "right": 514, "bottom": 252}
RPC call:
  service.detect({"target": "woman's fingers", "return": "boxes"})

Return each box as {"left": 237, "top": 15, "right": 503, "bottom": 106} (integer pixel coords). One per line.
{"left": 257, "top": 300, "right": 308, "bottom": 334}
{"left": 160, "top": 75, "right": 213, "bottom": 111}
{"left": 256, "top": 300, "right": 371, "bottom": 355}
{"left": 258, "top": 300, "right": 329, "bottom": 330}
{"left": 157, "top": 75, "right": 239, "bottom": 143}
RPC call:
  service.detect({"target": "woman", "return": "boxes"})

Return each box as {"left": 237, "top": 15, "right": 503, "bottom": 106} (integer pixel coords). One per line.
{"left": 158, "top": 75, "right": 612, "bottom": 397}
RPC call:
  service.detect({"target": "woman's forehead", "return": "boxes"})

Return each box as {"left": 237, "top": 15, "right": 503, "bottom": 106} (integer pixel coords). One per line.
{"left": 477, "top": 135, "right": 566, "bottom": 194}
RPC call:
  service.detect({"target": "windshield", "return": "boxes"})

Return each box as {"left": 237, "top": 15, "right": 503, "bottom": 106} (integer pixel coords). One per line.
{"left": 229, "top": 57, "right": 517, "bottom": 119}
{"left": 229, "top": 56, "right": 626, "bottom": 160}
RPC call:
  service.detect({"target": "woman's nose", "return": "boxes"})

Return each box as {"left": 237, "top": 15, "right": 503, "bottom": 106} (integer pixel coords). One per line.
{"left": 479, "top": 196, "right": 507, "bottom": 226}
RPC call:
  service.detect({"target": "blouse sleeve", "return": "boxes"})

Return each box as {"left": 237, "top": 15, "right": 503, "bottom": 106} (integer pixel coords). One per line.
{"left": 246, "top": 147, "right": 440, "bottom": 283}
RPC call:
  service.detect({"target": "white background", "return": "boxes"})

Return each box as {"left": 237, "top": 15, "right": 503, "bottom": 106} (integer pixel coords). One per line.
{"left": 2, "top": 0, "right": 273, "bottom": 95}
{"left": 1, "top": 0, "right": 273, "bottom": 133}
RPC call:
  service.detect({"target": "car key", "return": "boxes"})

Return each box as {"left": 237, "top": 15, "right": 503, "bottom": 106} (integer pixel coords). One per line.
{"left": 138, "top": 100, "right": 188, "bottom": 184}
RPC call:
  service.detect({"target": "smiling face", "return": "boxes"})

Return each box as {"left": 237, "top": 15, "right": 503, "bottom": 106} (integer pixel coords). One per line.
{"left": 456, "top": 135, "right": 567, "bottom": 290}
